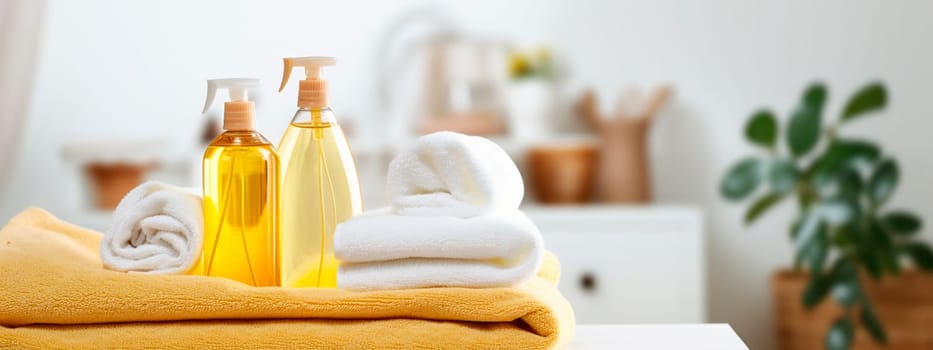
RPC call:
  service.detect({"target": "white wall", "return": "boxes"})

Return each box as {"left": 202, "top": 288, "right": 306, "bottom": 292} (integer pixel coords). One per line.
{"left": 2, "top": 1, "right": 932, "bottom": 349}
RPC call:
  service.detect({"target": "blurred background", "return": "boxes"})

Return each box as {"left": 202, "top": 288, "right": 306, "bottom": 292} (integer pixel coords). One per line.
{"left": 2, "top": 1, "right": 932, "bottom": 349}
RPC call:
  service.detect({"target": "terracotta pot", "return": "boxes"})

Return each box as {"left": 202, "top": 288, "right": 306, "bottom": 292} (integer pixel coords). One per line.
{"left": 773, "top": 270, "right": 933, "bottom": 350}
{"left": 526, "top": 144, "right": 598, "bottom": 204}
{"left": 84, "top": 162, "right": 154, "bottom": 210}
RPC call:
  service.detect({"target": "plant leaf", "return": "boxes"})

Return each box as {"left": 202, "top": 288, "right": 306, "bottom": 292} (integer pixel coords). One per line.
{"left": 744, "top": 193, "right": 784, "bottom": 224}
{"left": 830, "top": 266, "right": 859, "bottom": 307}
{"left": 721, "top": 157, "right": 763, "bottom": 200}
{"left": 861, "top": 250, "right": 883, "bottom": 280}
{"left": 786, "top": 83, "right": 826, "bottom": 157}
{"left": 786, "top": 105, "right": 822, "bottom": 157}
{"left": 882, "top": 247, "right": 902, "bottom": 275}
{"left": 796, "top": 222, "right": 828, "bottom": 271}
{"left": 830, "top": 257, "right": 856, "bottom": 277}
{"left": 793, "top": 213, "right": 821, "bottom": 252}
{"left": 811, "top": 139, "right": 879, "bottom": 190}
{"left": 860, "top": 301, "right": 888, "bottom": 344}
{"left": 808, "top": 229, "right": 829, "bottom": 271}
{"left": 745, "top": 109, "right": 778, "bottom": 148}
{"left": 802, "top": 272, "right": 831, "bottom": 309}
{"left": 869, "top": 159, "right": 899, "bottom": 204}
{"left": 826, "top": 315, "right": 854, "bottom": 350}
{"left": 831, "top": 282, "right": 859, "bottom": 307}
{"left": 769, "top": 158, "right": 798, "bottom": 194}
{"left": 831, "top": 227, "right": 851, "bottom": 246}
{"left": 869, "top": 218, "right": 892, "bottom": 249}
{"left": 830, "top": 139, "right": 881, "bottom": 167}
{"left": 801, "top": 226, "right": 830, "bottom": 309}
{"left": 803, "top": 82, "right": 828, "bottom": 109}
{"left": 882, "top": 211, "right": 922, "bottom": 235}
{"left": 818, "top": 197, "right": 860, "bottom": 226}
{"left": 837, "top": 168, "right": 863, "bottom": 197}
{"left": 904, "top": 243, "right": 933, "bottom": 271}
{"left": 790, "top": 215, "right": 804, "bottom": 240}
{"left": 841, "top": 82, "right": 887, "bottom": 122}
{"left": 848, "top": 222, "right": 879, "bottom": 280}
{"left": 862, "top": 218, "right": 901, "bottom": 279}
{"left": 790, "top": 215, "right": 806, "bottom": 271}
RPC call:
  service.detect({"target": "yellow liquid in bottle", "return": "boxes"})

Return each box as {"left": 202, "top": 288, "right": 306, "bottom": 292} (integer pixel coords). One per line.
{"left": 278, "top": 107, "right": 361, "bottom": 288}
{"left": 197, "top": 131, "right": 280, "bottom": 286}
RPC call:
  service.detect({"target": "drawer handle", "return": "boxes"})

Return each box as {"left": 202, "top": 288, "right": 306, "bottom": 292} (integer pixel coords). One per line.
{"left": 579, "top": 272, "right": 597, "bottom": 292}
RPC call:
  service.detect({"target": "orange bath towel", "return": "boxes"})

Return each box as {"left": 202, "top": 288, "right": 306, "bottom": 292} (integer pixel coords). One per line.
{"left": 0, "top": 208, "right": 574, "bottom": 349}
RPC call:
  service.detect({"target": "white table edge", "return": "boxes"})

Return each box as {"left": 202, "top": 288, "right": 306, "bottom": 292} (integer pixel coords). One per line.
{"left": 564, "top": 324, "right": 749, "bottom": 350}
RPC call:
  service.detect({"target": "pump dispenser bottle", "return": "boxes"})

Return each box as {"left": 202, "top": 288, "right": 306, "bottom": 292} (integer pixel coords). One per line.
{"left": 277, "top": 57, "right": 361, "bottom": 288}
{"left": 197, "top": 78, "right": 280, "bottom": 287}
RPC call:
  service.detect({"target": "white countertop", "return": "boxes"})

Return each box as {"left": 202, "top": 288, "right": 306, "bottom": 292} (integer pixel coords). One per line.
{"left": 566, "top": 324, "right": 748, "bottom": 350}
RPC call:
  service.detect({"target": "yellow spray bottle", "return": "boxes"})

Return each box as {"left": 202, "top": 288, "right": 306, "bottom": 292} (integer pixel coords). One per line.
{"left": 197, "top": 78, "right": 280, "bottom": 286}
{"left": 277, "top": 57, "right": 362, "bottom": 288}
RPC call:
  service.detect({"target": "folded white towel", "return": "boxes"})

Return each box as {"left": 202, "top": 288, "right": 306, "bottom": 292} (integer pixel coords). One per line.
{"left": 101, "top": 181, "right": 203, "bottom": 275}
{"left": 386, "top": 131, "right": 524, "bottom": 218}
{"left": 334, "top": 209, "right": 544, "bottom": 290}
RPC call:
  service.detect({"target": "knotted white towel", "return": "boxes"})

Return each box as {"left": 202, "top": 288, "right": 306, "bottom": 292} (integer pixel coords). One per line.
{"left": 101, "top": 181, "right": 203, "bottom": 275}
{"left": 387, "top": 131, "right": 524, "bottom": 218}
{"left": 335, "top": 209, "right": 544, "bottom": 290}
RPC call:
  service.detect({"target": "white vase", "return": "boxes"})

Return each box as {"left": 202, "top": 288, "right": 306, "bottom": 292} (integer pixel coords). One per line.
{"left": 506, "top": 80, "right": 556, "bottom": 143}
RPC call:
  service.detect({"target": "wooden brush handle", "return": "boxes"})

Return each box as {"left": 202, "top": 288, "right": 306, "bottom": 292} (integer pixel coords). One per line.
{"left": 641, "top": 86, "right": 673, "bottom": 121}
{"left": 576, "top": 89, "right": 603, "bottom": 130}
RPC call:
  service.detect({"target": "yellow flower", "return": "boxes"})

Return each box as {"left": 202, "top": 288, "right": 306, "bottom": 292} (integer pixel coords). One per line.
{"left": 508, "top": 52, "right": 532, "bottom": 78}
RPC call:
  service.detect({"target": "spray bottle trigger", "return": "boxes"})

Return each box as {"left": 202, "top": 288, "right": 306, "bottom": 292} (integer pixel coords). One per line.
{"left": 203, "top": 78, "right": 261, "bottom": 114}
{"left": 278, "top": 56, "right": 337, "bottom": 92}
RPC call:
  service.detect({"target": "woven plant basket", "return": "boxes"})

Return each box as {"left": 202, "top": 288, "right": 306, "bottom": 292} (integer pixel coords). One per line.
{"left": 773, "top": 270, "right": 933, "bottom": 350}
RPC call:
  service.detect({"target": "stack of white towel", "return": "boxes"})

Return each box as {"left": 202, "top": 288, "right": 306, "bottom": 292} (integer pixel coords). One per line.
{"left": 335, "top": 131, "right": 545, "bottom": 290}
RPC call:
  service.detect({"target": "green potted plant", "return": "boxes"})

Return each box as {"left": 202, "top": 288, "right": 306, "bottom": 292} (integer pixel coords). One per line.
{"left": 720, "top": 81, "right": 933, "bottom": 350}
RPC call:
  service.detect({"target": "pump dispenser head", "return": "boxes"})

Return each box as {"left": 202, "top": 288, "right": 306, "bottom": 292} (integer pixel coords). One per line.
{"left": 203, "top": 78, "right": 260, "bottom": 131}
{"left": 279, "top": 56, "right": 336, "bottom": 108}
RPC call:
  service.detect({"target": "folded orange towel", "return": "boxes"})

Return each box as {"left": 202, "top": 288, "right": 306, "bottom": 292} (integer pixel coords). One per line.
{"left": 0, "top": 208, "right": 575, "bottom": 349}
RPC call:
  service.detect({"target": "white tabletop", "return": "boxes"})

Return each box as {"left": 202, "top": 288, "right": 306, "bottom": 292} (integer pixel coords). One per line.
{"left": 565, "top": 324, "right": 749, "bottom": 350}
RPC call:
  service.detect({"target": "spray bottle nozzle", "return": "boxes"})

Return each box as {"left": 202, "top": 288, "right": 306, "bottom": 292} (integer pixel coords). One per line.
{"left": 278, "top": 56, "right": 336, "bottom": 92}
{"left": 202, "top": 78, "right": 260, "bottom": 113}
{"left": 203, "top": 78, "right": 261, "bottom": 131}
{"left": 279, "top": 56, "right": 336, "bottom": 109}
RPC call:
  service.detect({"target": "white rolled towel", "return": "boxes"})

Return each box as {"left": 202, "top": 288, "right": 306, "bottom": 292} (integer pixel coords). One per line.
{"left": 334, "top": 209, "right": 544, "bottom": 290}
{"left": 101, "top": 181, "right": 203, "bottom": 274}
{"left": 387, "top": 131, "right": 524, "bottom": 218}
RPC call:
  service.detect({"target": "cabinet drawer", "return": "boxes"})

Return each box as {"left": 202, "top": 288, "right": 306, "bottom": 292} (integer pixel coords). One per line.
{"left": 527, "top": 206, "right": 704, "bottom": 324}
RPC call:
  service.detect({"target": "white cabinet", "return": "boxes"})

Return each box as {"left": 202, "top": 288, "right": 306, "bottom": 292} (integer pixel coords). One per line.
{"left": 525, "top": 206, "right": 705, "bottom": 324}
